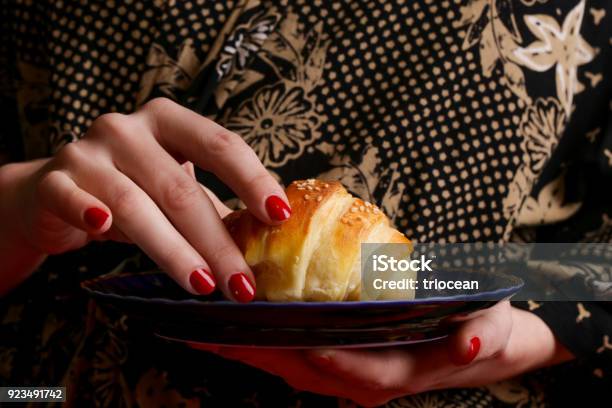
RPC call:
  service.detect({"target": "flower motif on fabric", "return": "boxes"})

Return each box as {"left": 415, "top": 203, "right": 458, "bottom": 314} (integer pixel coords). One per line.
{"left": 457, "top": 0, "right": 598, "bottom": 239}
{"left": 227, "top": 83, "right": 319, "bottom": 166}
{"left": 137, "top": 41, "right": 202, "bottom": 106}
{"left": 454, "top": 0, "right": 529, "bottom": 101}
{"left": 135, "top": 369, "right": 200, "bottom": 407}
{"left": 315, "top": 144, "right": 405, "bottom": 225}
{"left": 223, "top": 12, "right": 330, "bottom": 167}
{"left": 513, "top": 0, "right": 595, "bottom": 115}
{"left": 520, "top": 97, "right": 567, "bottom": 176}
{"left": 517, "top": 173, "right": 581, "bottom": 226}
{"left": 88, "top": 310, "right": 131, "bottom": 408}
{"left": 503, "top": 97, "right": 568, "bottom": 225}
{"left": 216, "top": 10, "right": 281, "bottom": 79}
{"left": 486, "top": 380, "right": 532, "bottom": 406}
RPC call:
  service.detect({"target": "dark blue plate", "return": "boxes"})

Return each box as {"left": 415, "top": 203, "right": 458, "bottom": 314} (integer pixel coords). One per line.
{"left": 82, "top": 269, "right": 522, "bottom": 348}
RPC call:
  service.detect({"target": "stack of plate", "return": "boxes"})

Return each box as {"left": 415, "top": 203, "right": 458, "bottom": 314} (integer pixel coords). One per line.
{"left": 82, "top": 270, "right": 522, "bottom": 349}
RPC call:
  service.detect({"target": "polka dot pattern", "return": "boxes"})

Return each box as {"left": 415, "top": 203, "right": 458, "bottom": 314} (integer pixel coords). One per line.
{"left": 4, "top": 0, "right": 609, "bottom": 247}
{"left": 3, "top": 2, "right": 612, "bottom": 408}
{"left": 267, "top": 0, "right": 524, "bottom": 242}
{"left": 8, "top": 0, "right": 234, "bottom": 148}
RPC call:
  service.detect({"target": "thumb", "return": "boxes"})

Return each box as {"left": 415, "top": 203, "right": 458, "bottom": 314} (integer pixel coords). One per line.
{"left": 182, "top": 161, "right": 232, "bottom": 217}
{"left": 448, "top": 300, "right": 513, "bottom": 365}
{"left": 200, "top": 184, "right": 233, "bottom": 218}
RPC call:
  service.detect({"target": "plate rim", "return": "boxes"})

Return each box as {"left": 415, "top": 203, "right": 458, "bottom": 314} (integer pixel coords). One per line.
{"left": 81, "top": 270, "right": 524, "bottom": 308}
{"left": 155, "top": 332, "right": 450, "bottom": 349}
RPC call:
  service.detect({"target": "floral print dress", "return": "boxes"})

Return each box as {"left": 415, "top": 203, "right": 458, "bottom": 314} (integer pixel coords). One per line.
{"left": 1, "top": 0, "right": 612, "bottom": 406}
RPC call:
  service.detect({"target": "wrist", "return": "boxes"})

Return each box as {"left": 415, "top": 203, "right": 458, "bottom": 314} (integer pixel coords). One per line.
{"left": 0, "top": 160, "right": 49, "bottom": 295}
{"left": 0, "top": 160, "right": 43, "bottom": 242}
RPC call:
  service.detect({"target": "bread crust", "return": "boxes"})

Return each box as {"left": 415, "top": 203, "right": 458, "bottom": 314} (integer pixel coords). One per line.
{"left": 223, "top": 179, "right": 411, "bottom": 301}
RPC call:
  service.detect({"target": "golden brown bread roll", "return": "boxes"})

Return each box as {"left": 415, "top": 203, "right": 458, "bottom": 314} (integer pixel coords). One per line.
{"left": 224, "top": 179, "right": 411, "bottom": 301}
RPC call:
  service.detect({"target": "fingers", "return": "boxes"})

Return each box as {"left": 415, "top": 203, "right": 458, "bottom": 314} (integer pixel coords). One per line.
{"left": 213, "top": 347, "right": 340, "bottom": 390}
{"left": 74, "top": 164, "right": 215, "bottom": 295}
{"left": 182, "top": 161, "right": 196, "bottom": 178}
{"left": 201, "top": 185, "right": 233, "bottom": 218}
{"left": 109, "top": 130, "right": 255, "bottom": 302}
{"left": 181, "top": 161, "right": 232, "bottom": 218}
{"left": 184, "top": 159, "right": 233, "bottom": 217}
{"left": 308, "top": 348, "right": 411, "bottom": 392}
{"left": 181, "top": 160, "right": 233, "bottom": 217}
{"left": 208, "top": 347, "right": 381, "bottom": 404}
{"left": 447, "top": 300, "right": 513, "bottom": 365}
{"left": 306, "top": 301, "right": 513, "bottom": 395}
{"left": 37, "top": 170, "right": 112, "bottom": 234}
{"left": 306, "top": 346, "right": 447, "bottom": 395}
{"left": 52, "top": 105, "right": 275, "bottom": 301}
{"left": 215, "top": 348, "right": 310, "bottom": 378}
{"left": 99, "top": 226, "right": 133, "bottom": 243}
{"left": 138, "top": 98, "right": 291, "bottom": 224}
{"left": 422, "top": 307, "right": 573, "bottom": 389}
{"left": 213, "top": 347, "right": 404, "bottom": 407}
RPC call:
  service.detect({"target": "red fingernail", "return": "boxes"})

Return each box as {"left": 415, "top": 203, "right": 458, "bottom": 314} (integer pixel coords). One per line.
{"left": 462, "top": 337, "right": 481, "bottom": 365}
{"left": 265, "top": 195, "right": 291, "bottom": 221}
{"left": 84, "top": 208, "right": 109, "bottom": 229}
{"left": 228, "top": 273, "right": 255, "bottom": 303}
{"left": 450, "top": 336, "right": 481, "bottom": 365}
{"left": 189, "top": 269, "right": 216, "bottom": 295}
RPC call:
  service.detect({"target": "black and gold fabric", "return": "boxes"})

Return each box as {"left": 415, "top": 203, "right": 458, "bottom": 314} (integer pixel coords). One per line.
{"left": 1, "top": 0, "right": 611, "bottom": 406}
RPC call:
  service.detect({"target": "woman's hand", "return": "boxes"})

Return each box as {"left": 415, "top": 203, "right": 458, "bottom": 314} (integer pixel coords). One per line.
{"left": 194, "top": 303, "right": 574, "bottom": 407}
{"left": 0, "top": 98, "right": 291, "bottom": 298}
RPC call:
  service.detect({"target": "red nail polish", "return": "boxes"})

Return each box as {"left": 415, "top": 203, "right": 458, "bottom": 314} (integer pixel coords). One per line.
{"left": 463, "top": 337, "right": 481, "bottom": 364}
{"left": 228, "top": 273, "right": 255, "bottom": 303}
{"left": 84, "top": 208, "right": 109, "bottom": 229}
{"left": 450, "top": 336, "right": 481, "bottom": 365}
{"left": 265, "top": 195, "right": 291, "bottom": 221}
{"left": 189, "top": 269, "right": 216, "bottom": 295}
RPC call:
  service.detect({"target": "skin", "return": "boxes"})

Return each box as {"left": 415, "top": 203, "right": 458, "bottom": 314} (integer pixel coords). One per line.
{"left": 0, "top": 98, "right": 573, "bottom": 403}
{"left": 0, "top": 97, "right": 287, "bottom": 298}
{"left": 192, "top": 302, "right": 574, "bottom": 407}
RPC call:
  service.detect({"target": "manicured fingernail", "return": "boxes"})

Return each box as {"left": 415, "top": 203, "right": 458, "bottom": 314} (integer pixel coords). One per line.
{"left": 84, "top": 208, "right": 109, "bottom": 229}
{"left": 461, "top": 337, "right": 481, "bottom": 365}
{"left": 228, "top": 273, "right": 255, "bottom": 303}
{"left": 265, "top": 195, "right": 291, "bottom": 221}
{"left": 189, "top": 268, "right": 216, "bottom": 295}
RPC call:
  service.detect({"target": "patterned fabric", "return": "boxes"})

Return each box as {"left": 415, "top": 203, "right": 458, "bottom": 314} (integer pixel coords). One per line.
{"left": 1, "top": 0, "right": 612, "bottom": 406}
